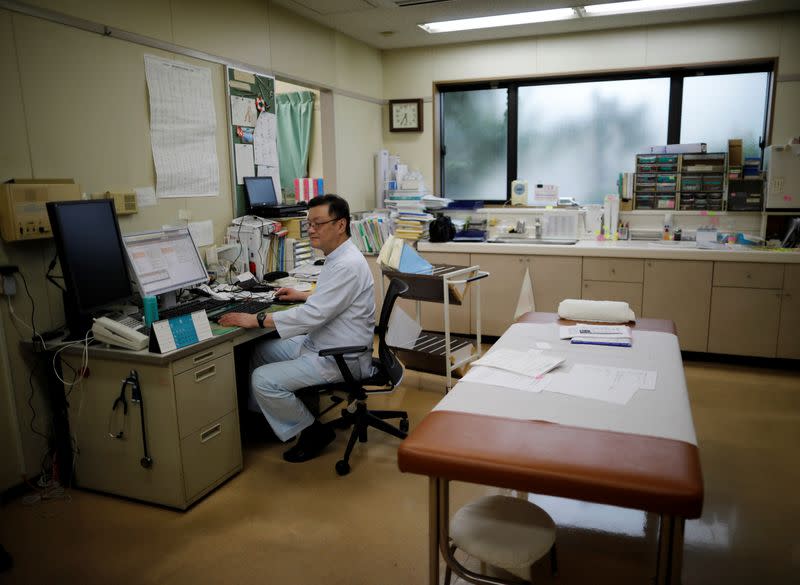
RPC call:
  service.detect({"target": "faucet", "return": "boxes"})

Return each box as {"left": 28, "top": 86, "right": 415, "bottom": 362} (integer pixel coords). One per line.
{"left": 515, "top": 220, "right": 526, "bottom": 234}
{"left": 534, "top": 218, "right": 542, "bottom": 239}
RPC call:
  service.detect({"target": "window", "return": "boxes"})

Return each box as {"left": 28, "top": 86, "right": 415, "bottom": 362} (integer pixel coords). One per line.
{"left": 438, "top": 63, "right": 773, "bottom": 204}
{"left": 442, "top": 88, "right": 508, "bottom": 201}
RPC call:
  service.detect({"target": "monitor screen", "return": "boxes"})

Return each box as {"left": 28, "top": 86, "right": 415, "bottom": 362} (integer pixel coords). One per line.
{"left": 123, "top": 227, "right": 208, "bottom": 297}
{"left": 46, "top": 200, "right": 133, "bottom": 314}
{"left": 244, "top": 176, "right": 278, "bottom": 208}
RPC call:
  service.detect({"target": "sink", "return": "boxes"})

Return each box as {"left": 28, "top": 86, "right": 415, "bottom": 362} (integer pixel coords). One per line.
{"left": 489, "top": 238, "right": 578, "bottom": 245}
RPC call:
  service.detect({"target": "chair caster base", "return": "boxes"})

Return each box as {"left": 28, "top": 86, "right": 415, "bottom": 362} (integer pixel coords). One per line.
{"left": 335, "top": 460, "right": 351, "bottom": 476}
{"left": 399, "top": 418, "right": 409, "bottom": 433}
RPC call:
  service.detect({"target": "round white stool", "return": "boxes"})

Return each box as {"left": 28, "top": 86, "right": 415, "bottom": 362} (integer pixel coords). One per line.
{"left": 444, "top": 495, "right": 558, "bottom": 584}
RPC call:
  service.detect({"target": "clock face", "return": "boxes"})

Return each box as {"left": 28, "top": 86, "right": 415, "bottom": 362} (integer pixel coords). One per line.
{"left": 390, "top": 99, "right": 422, "bottom": 132}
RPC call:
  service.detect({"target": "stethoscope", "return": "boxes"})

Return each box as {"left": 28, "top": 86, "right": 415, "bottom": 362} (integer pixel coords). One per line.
{"left": 108, "top": 370, "right": 153, "bottom": 469}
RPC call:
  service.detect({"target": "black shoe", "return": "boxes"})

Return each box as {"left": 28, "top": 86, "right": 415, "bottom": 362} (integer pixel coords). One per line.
{"left": 282, "top": 422, "right": 335, "bottom": 463}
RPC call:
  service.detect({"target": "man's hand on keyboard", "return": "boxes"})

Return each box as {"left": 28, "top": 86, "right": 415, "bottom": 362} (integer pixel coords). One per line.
{"left": 274, "top": 287, "right": 311, "bottom": 303}
{"left": 218, "top": 312, "right": 259, "bottom": 329}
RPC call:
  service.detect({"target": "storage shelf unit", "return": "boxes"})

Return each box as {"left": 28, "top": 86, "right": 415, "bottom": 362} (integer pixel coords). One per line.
{"left": 382, "top": 264, "right": 488, "bottom": 391}
{"left": 679, "top": 153, "right": 727, "bottom": 211}
{"left": 634, "top": 154, "right": 679, "bottom": 210}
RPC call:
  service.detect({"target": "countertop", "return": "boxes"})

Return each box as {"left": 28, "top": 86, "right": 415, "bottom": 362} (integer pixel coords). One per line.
{"left": 418, "top": 240, "right": 800, "bottom": 263}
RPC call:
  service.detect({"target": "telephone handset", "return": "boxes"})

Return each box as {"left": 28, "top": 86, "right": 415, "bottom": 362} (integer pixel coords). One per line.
{"left": 92, "top": 317, "right": 149, "bottom": 351}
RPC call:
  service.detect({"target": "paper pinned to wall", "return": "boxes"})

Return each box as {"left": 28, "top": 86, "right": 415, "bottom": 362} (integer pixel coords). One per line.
{"left": 234, "top": 143, "right": 254, "bottom": 185}
{"left": 144, "top": 55, "right": 219, "bottom": 198}
{"left": 135, "top": 186, "right": 157, "bottom": 207}
{"left": 230, "top": 95, "right": 258, "bottom": 127}
{"left": 253, "top": 111, "right": 279, "bottom": 167}
{"left": 188, "top": 219, "right": 214, "bottom": 247}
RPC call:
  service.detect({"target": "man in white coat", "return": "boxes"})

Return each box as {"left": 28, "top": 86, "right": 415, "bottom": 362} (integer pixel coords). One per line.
{"left": 219, "top": 194, "right": 375, "bottom": 463}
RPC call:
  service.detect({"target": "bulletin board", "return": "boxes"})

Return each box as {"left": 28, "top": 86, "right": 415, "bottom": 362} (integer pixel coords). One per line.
{"left": 226, "top": 67, "right": 279, "bottom": 216}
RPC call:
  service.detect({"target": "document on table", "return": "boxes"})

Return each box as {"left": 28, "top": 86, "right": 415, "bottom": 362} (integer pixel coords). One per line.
{"left": 559, "top": 324, "right": 632, "bottom": 347}
{"left": 461, "top": 365, "right": 547, "bottom": 393}
{"left": 541, "top": 364, "right": 657, "bottom": 405}
{"left": 470, "top": 348, "right": 565, "bottom": 378}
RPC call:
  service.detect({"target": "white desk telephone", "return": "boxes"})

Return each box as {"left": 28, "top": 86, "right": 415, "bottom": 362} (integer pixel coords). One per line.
{"left": 92, "top": 317, "right": 149, "bottom": 351}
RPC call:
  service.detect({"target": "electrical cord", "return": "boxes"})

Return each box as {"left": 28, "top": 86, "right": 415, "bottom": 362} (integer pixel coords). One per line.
{"left": 51, "top": 331, "right": 93, "bottom": 388}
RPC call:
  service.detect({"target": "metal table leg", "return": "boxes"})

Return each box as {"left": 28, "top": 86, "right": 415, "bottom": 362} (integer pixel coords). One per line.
{"left": 655, "top": 514, "right": 685, "bottom": 585}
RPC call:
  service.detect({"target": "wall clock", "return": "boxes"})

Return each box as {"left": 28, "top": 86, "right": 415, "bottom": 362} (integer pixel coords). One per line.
{"left": 389, "top": 98, "right": 423, "bottom": 132}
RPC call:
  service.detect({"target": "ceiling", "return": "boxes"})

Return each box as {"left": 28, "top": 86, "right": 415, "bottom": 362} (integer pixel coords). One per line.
{"left": 271, "top": 0, "right": 797, "bottom": 50}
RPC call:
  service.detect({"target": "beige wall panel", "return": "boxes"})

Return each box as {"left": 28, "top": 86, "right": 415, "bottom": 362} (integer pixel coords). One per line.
{"left": 429, "top": 38, "right": 539, "bottom": 83}
{"left": 382, "top": 47, "right": 436, "bottom": 98}
{"left": 772, "top": 81, "right": 800, "bottom": 146}
{"left": 777, "top": 13, "right": 800, "bottom": 76}
{"left": 24, "top": 0, "right": 173, "bottom": 41}
{"left": 0, "top": 11, "right": 32, "bottom": 180}
{"left": 268, "top": 4, "right": 336, "bottom": 88}
{"left": 334, "top": 33, "right": 383, "bottom": 100}
{"left": 382, "top": 102, "right": 434, "bottom": 191}
{"left": 645, "top": 17, "right": 780, "bottom": 67}
{"left": 537, "top": 28, "right": 647, "bottom": 74}
{"left": 13, "top": 15, "right": 233, "bottom": 243}
{"left": 171, "top": 0, "right": 271, "bottom": 71}
{"left": 334, "top": 95, "right": 382, "bottom": 212}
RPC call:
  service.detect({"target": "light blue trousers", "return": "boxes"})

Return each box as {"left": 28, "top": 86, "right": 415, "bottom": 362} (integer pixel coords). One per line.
{"left": 249, "top": 335, "right": 352, "bottom": 442}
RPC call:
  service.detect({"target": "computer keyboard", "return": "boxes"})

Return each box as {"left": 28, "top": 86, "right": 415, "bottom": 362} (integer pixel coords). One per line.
{"left": 207, "top": 299, "right": 272, "bottom": 321}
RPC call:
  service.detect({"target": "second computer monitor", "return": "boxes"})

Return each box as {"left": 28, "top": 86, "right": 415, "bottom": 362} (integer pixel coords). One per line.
{"left": 243, "top": 176, "right": 278, "bottom": 208}
{"left": 123, "top": 227, "right": 208, "bottom": 299}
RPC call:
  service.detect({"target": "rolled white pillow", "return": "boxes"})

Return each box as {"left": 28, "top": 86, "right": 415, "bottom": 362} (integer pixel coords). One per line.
{"left": 557, "top": 299, "right": 635, "bottom": 323}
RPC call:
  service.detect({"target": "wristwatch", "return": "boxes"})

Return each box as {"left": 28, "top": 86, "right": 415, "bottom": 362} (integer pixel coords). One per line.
{"left": 256, "top": 311, "right": 267, "bottom": 329}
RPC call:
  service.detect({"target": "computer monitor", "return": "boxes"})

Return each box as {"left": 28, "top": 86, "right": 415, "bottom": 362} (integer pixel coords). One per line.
{"left": 123, "top": 227, "right": 208, "bottom": 305}
{"left": 46, "top": 199, "right": 133, "bottom": 337}
{"left": 243, "top": 176, "right": 278, "bottom": 208}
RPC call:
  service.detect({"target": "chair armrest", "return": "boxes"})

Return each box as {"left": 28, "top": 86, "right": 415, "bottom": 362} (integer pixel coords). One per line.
{"left": 318, "top": 345, "right": 368, "bottom": 357}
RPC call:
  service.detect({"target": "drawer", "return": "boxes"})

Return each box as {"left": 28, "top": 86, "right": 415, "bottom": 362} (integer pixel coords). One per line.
{"left": 583, "top": 258, "right": 644, "bottom": 283}
{"left": 172, "top": 341, "right": 233, "bottom": 376}
{"left": 713, "top": 262, "right": 784, "bottom": 289}
{"left": 582, "top": 281, "right": 643, "bottom": 316}
{"left": 181, "top": 410, "right": 242, "bottom": 503}
{"left": 174, "top": 354, "right": 236, "bottom": 438}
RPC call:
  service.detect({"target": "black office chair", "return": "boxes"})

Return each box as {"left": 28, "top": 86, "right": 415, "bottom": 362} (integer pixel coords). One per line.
{"left": 305, "top": 277, "right": 410, "bottom": 476}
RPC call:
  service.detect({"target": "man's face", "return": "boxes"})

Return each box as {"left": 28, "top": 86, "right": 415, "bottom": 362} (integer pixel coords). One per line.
{"left": 307, "top": 204, "right": 345, "bottom": 254}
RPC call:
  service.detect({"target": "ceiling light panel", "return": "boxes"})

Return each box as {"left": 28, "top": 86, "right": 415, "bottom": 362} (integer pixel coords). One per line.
{"left": 419, "top": 8, "right": 579, "bottom": 33}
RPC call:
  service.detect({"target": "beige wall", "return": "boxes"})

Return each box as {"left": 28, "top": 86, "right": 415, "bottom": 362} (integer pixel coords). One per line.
{"left": 0, "top": 0, "right": 383, "bottom": 485}
{"left": 381, "top": 12, "right": 800, "bottom": 190}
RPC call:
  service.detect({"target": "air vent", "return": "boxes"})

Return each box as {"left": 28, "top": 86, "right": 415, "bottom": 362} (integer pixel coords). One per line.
{"left": 394, "top": 0, "right": 453, "bottom": 7}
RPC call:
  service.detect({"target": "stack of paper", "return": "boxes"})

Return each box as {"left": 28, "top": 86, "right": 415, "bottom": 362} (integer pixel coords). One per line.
{"left": 422, "top": 194, "right": 453, "bottom": 210}
{"left": 385, "top": 192, "right": 434, "bottom": 241}
{"left": 541, "top": 364, "right": 656, "bottom": 405}
{"left": 471, "top": 348, "right": 565, "bottom": 378}
{"left": 559, "top": 324, "right": 632, "bottom": 347}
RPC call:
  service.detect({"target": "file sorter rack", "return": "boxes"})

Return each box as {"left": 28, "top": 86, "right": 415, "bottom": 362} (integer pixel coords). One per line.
{"left": 382, "top": 264, "right": 489, "bottom": 392}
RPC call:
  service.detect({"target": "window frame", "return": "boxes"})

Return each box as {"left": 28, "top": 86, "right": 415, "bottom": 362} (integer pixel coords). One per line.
{"left": 436, "top": 60, "right": 775, "bottom": 204}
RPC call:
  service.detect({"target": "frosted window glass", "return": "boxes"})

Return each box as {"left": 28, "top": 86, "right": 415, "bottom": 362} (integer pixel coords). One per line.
{"left": 681, "top": 73, "right": 768, "bottom": 159}
{"left": 442, "top": 89, "right": 507, "bottom": 201}
{"left": 518, "top": 79, "right": 669, "bottom": 204}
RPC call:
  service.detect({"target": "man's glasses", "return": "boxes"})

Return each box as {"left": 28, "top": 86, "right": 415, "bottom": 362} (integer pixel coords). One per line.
{"left": 308, "top": 217, "right": 341, "bottom": 230}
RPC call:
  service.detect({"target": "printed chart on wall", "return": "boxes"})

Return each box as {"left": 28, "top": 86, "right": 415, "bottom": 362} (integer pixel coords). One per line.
{"left": 226, "top": 67, "right": 280, "bottom": 215}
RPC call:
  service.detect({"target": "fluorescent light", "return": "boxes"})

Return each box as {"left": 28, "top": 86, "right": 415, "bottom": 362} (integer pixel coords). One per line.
{"left": 583, "top": 0, "right": 751, "bottom": 17}
{"left": 419, "top": 8, "right": 578, "bottom": 34}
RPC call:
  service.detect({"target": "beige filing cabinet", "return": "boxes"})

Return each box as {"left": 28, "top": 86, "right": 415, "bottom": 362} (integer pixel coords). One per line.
{"left": 582, "top": 258, "right": 644, "bottom": 317}
{"left": 64, "top": 340, "right": 241, "bottom": 509}
{"left": 778, "top": 264, "right": 800, "bottom": 359}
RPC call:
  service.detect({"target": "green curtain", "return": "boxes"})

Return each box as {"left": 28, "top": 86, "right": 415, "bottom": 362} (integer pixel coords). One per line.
{"left": 276, "top": 91, "right": 314, "bottom": 197}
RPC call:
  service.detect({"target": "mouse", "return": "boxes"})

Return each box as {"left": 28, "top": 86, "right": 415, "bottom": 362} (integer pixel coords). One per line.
{"left": 263, "top": 270, "right": 289, "bottom": 281}
{"left": 314, "top": 259, "right": 325, "bottom": 266}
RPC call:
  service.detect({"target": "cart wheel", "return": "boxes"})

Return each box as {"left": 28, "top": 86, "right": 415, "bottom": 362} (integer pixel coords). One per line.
{"left": 399, "top": 418, "right": 409, "bottom": 433}
{"left": 335, "top": 460, "right": 350, "bottom": 476}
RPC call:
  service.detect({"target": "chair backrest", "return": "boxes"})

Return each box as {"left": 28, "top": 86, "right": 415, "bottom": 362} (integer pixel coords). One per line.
{"left": 375, "top": 277, "right": 409, "bottom": 387}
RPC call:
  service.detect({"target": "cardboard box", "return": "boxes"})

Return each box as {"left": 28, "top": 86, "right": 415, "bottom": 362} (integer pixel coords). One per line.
{"left": 728, "top": 139, "right": 743, "bottom": 167}
{"left": 1, "top": 179, "right": 81, "bottom": 242}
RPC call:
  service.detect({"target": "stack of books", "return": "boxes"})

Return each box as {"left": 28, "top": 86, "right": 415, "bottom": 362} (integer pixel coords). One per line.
{"left": 385, "top": 191, "right": 434, "bottom": 241}
{"left": 285, "top": 238, "right": 312, "bottom": 270}
{"left": 350, "top": 216, "right": 390, "bottom": 255}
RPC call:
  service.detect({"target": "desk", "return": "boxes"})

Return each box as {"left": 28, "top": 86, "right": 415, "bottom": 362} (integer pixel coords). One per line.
{"left": 61, "top": 324, "right": 275, "bottom": 509}
{"left": 397, "top": 313, "right": 703, "bottom": 585}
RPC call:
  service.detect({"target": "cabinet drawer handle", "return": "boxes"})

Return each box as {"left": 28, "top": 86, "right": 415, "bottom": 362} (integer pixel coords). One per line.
{"left": 200, "top": 423, "right": 222, "bottom": 443}
{"left": 192, "top": 351, "right": 215, "bottom": 364}
{"left": 194, "top": 365, "right": 217, "bottom": 382}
